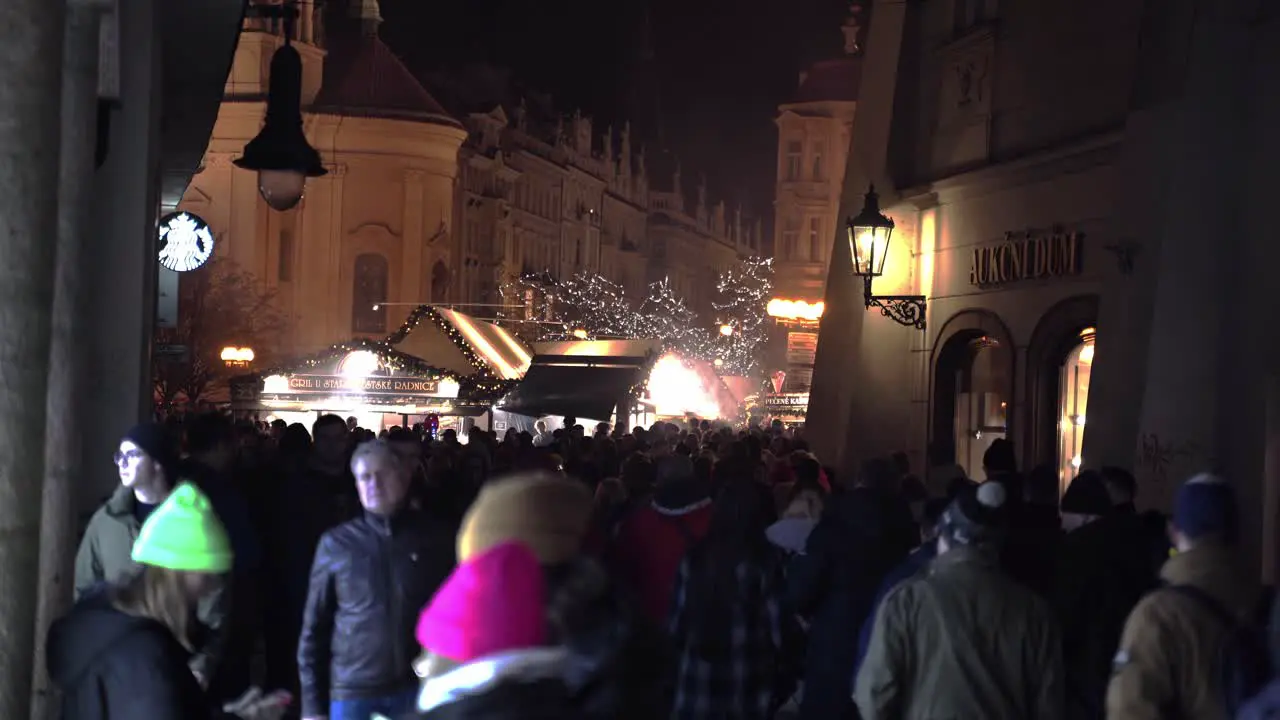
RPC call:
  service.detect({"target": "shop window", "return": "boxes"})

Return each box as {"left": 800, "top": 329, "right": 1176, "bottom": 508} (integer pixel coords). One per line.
{"left": 352, "top": 253, "right": 388, "bottom": 334}
{"left": 953, "top": 336, "right": 1011, "bottom": 480}
{"left": 1058, "top": 328, "right": 1095, "bottom": 491}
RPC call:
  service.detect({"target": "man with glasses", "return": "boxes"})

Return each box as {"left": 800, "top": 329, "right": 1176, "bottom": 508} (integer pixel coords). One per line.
{"left": 74, "top": 422, "right": 181, "bottom": 597}
{"left": 73, "top": 422, "right": 227, "bottom": 684}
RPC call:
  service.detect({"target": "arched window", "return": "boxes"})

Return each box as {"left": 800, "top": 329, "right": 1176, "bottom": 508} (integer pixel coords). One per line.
{"left": 352, "top": 253, "right": 388, "bottom": 334}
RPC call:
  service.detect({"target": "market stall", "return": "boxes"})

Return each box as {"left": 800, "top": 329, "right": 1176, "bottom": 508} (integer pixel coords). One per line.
{"left": 231, "top": 306, "right": 530, "bottom": 431}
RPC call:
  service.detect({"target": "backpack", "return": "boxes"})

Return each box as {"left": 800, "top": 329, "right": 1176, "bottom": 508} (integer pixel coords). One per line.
{"left": 1166, "top": 584, "right": 1271, "bottom": 716}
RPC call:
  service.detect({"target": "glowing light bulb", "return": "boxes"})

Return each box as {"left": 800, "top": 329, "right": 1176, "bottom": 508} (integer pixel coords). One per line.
{"left": 258, "top": 169, "right": 306, "bottom": 211}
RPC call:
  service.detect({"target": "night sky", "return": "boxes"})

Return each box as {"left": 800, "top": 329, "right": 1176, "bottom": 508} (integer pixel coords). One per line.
{"left": 380, "top": 0, "right": 852, "bottom": 221}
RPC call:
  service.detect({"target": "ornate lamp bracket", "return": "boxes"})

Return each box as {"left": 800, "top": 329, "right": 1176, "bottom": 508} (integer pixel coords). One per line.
{"left": 863, "top": 277, "right": 927, "bottom": 330}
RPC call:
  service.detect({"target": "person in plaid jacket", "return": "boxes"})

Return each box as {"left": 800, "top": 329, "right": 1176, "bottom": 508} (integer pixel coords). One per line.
{"left": 667, "top": 469, "right": 790, "bottom": 719}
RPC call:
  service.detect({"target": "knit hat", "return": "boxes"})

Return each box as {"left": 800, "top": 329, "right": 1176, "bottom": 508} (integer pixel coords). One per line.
{"left": 1173, "top": 473, "right": 1239, "bottom": 543}
{"left": 131, "top": 483, "right": 234, "bottom": 573}
{"left": 123, "top": 422, "right": 180, "bottom": 480}
{"left": 416, "top": 542, "right": 546, "bottom": 664}
{"left": 457, "top": 474, "right": 593, "bottom": 566}
{"left": 940, "top": 480, "right": 1009, "bottom": 546}
{"left": 1061, "top": 470, "right": 1112, "bottom": 516}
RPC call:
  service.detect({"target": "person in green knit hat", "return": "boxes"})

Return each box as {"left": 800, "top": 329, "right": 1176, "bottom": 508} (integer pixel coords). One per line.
{"left": 46, "top": 483, "right": 291, "bottom": 720}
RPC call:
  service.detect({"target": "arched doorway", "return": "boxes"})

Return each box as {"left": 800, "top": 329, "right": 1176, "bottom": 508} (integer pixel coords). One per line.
{"left": 1025, "top": 295, "right": 1100, "bottom": 491}
{"left": 931, "top": 311, "right": 1016, "bottom": 481}
{"left": 1057, "top": 328, "right": 1095, "bottom": 491}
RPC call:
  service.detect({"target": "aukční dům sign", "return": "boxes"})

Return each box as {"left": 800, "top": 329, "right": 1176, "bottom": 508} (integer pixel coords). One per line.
{"left": 969, "top": 229, "right": 1083, "bottom": 287}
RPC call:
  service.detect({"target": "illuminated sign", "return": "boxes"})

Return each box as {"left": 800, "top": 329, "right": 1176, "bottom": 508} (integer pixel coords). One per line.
{"left": 970, "top": 229, "right": 1083, "bottom": 287}
{"left": 765, "top": 392, "right": 810, "bottom": 410}
{"left": 767, "top": 298, "right": 824, "bottom": 322}
{"left": 158, "top": 212, "right": 215, "bottom": 272}
{"left": 270, "top": 375, "right": 442, "bottom": 396}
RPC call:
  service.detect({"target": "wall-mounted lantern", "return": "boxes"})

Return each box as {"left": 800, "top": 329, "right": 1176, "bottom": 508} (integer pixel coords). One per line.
{"left": 846, "top": 185, "right": 927, "bottom": 330}
{"left": 234, "top": 0, "right": 327, "bottom": 211}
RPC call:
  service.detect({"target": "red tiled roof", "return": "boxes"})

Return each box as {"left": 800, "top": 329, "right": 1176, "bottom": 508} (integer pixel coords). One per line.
{"left": 791, "top": 57, "right": 862, "bottom": 104}
{"left": 312, "top": 34, "right": 460, "bottom": 127}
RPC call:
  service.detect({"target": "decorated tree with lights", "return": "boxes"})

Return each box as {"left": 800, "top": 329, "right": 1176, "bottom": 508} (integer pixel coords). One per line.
{"left": 711, "top": 256, "right": 773, "bottom": 376}
{"left": 635, "top": 278, "right": 715, "bottom": 358}
{"left": 153, "top": 257, "right": 288, "bottom": 409}
{"left": 500, "top": 270, "right": 641, "bottom": 340}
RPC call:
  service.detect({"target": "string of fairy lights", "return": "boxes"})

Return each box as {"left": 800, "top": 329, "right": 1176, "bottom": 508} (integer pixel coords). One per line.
{"left": 499, "top": 257, "right": 774, "bottom": 376}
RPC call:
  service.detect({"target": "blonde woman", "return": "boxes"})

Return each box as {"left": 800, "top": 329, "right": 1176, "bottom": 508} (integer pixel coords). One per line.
{"left": 46, "top": 483, "right": 289, "bottom": 720}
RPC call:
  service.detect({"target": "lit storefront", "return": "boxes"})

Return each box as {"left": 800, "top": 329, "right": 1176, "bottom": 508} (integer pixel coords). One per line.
{"left": 232, "top": 306, "right": 529, "bottom": 431}
{"left": 811, "top": 175, "right": 1112, "bottom": 491}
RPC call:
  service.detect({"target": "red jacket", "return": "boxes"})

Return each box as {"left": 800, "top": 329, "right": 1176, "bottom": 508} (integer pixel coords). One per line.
{"left": 609, "top": 500, "right": 713, "bottom": 625}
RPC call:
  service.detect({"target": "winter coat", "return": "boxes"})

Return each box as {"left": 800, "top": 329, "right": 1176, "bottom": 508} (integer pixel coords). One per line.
{"left": 1053, "top": 511, "right": 1158, "bottom": 719}
{"left": 45, "top": 590, "right": 230, "bottom": 720}
{"left": 72, "top": 484, "right": 226, "bottom": 680}
{"left": 855, "top": 545, "right": 1065, "bottom": 720}
{"left": 854, "top": 540, "right": 937, "bottom": 680}
{"left": 788, "top": 485, "right": 916, "bottom": 719}
{"left": 1106, "top": 541, "right": 1260, "bottom": 720}
{"left": 609, "top": 487, "right": 713, "bottom": 625}
{"left": 667, "top": 549, "right": 787, "bottom": 719}
{"left": 298, "top": 507, "right": 458, "bottom": 718}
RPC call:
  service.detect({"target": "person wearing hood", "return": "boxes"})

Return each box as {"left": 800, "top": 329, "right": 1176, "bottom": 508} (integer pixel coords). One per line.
{"left": 47, "top": 483, "right": 289, "bottom": 720}
{"left": 609, "top": 454, "right": 713, "bottom": 625}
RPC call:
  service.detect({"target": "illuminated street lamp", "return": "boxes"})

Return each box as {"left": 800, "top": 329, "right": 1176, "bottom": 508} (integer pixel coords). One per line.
{"left": 846, "top": 185, "right": 927, "bottom": 330}
{"left": 571, "top": 328, "right": 589, "bottom": 340}
{"left": 719, "top": 324, "right": 734, "bottom": 337}
{"left": 221, "top": 346, "right": 256, "bottom": 369}
{"left": 234, "top": 0, "right": 327, "bottom": 211}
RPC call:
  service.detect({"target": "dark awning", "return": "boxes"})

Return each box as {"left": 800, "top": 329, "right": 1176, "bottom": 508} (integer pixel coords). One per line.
{"left": 496, "top": 357, "right": 644, "bottom": 420}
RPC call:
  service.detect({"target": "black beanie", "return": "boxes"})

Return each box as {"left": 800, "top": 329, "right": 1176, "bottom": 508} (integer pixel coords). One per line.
{"left": 941, "top": 480, "right": 1009, "bottom": 546}
{"left": 1061, "top": 470, "right": 1111, "bottom": 516}
{"left": 123, "top": 423, "right": 180, "bottom": 480}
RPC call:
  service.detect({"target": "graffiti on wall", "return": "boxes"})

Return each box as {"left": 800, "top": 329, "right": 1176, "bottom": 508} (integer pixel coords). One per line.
{"left": 1136, "top": 433, "right": 1202, "bottom": 486}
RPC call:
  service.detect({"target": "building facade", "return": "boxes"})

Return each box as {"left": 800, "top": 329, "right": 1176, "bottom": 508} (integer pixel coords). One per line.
{"left": 807, "top": 0, "right": 1280, "bottom": 578}
{"left": 183, "top": 1, "right": 760, "bottom": 361}
{"left": 768, "top": 11, "right": 862, "bottom": 399}
{"left": 453, "top": 104, "right": 763, "bottom": 318}
{"left": 184, "top": 0, "right": 466, "bottom": 354}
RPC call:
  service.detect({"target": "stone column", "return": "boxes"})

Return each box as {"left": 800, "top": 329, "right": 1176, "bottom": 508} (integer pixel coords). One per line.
{"left": 30, "top": 4, "right": 106, "bottom": 718}
{"left": 0, "top": 0, "right": 67, "bottom": 716}
{"left": 81, "top": 0, "right": 161, "bottom": 506}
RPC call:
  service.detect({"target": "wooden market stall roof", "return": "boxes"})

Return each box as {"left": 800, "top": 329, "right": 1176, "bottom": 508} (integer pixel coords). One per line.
{"left": 387, "top": 306, "right": 532, "bottom": 381}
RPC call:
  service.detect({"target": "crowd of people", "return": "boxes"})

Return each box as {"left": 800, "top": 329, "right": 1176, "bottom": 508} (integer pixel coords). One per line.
{"left": 41, "top": 410, "right": 1280, "bottom": 719}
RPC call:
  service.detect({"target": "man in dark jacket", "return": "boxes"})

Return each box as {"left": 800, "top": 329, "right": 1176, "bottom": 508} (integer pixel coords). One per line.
{"left": 298, "top": 438, "right": 457, "bottom": 720}
{"left": 788, "top": 457, "right": 916, "bottom": 719}
{"left": 1055, "top": 470, "right": 1157, "bottom": 719}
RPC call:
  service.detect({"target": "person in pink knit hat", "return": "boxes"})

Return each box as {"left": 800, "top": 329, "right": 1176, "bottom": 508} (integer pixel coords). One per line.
{"left": 409, "top": 541, "right": 577, "bottom": 718}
